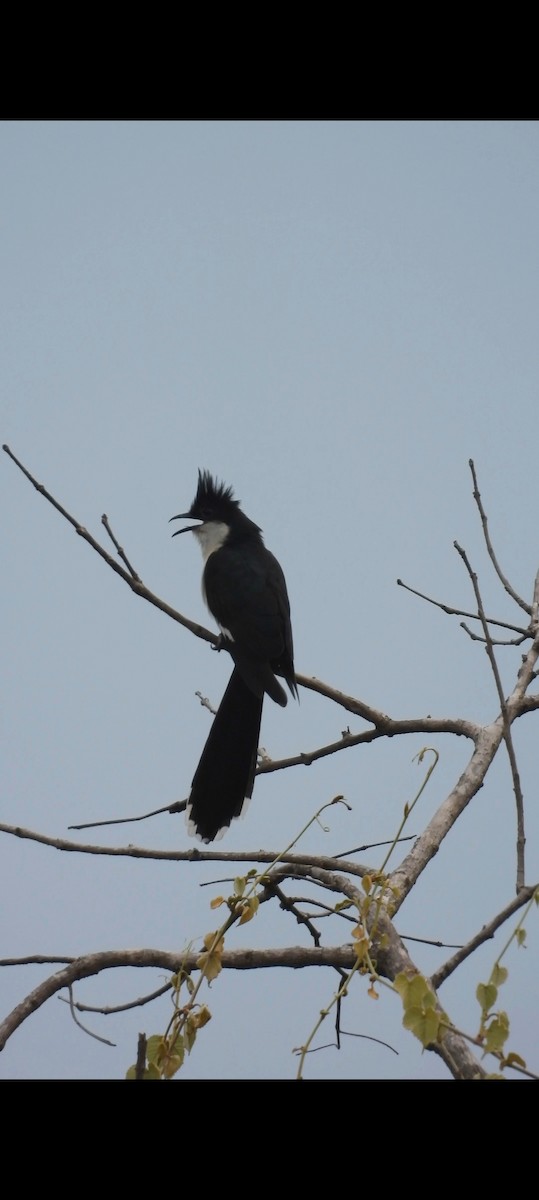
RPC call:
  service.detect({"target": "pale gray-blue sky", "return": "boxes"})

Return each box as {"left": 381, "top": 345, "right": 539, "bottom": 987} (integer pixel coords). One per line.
{"left": 2, "top": 120, "right": 538, "bottom": 1079}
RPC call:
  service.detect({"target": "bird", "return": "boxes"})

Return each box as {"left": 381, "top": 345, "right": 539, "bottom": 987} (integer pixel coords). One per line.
{"left": 170, "top": 470, "right": 297, "bottom": 843}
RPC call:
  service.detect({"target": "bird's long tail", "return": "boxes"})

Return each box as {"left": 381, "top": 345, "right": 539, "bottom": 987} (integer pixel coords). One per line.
{"left": 186, "top": 668, "right": 263, "bottom": 843}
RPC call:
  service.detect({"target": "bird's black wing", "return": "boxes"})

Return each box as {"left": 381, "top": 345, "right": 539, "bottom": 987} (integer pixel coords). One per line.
{"left": 204, "top": 542, "right": 296, "bottom": 702}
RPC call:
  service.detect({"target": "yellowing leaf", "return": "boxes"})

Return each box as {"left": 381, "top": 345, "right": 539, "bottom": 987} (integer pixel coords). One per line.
{"left": 202, "top": 931, "right": 224, "bottom": 952}
{"left": 403, "top": 1006, "right": 441, "bottom": 1047}
{"left": 238, "top": 896, "right": 259, "bottom": 925}
{"left": 484, "top": 1012, "right": 509, "bottom": 1055}
{"left": 193, "top": 1004, "right": 212, "bottom": 1030}
{"left": 501, "top": 1051, "right": 526, "bottom": 1069}
{"left": 196, "top": 933, "right": 224, "bottom": 982}
{"left": 126, "top": 1063, "right": 160, "bottom": 1080}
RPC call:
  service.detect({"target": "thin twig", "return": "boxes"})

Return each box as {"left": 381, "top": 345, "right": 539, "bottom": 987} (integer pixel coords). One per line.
{"left": 333, "top": 836, "right": 416, "bottom": 859}
{"left": 260, "top": 880, "right": 322, "bottom": 945}
{"left": 455, "top": 540, "right": 526, "bottom": 891}
{"left": 68, "top": 800, "right": 187, "bottom": 831}
{"left": 195, "top": 691, "right": 218, "bottom": 716}
{"left": 397, "top": 578, "right": 530, "bottom": 638}
{"left": 61, "top": 983, "right": 116, "bottom": 1046}
{"left": 533, "top": 570, "right": 539, "bottom": 619}
{"left": 469, "top": 459, "right": 531, "bottom": 615}
{"left": 101, "top": 513, "right": 141, "bottom": 581}
{"left": 67, "top": 982, "right": 172, "bottom": 1016}
{"left": 460, "top": 622, "right": 527, "bottom": 647}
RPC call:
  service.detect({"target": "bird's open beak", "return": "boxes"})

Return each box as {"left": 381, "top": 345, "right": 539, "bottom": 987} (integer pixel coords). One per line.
{"left": 169, "top": 513, "right": 202, "bottom": 537}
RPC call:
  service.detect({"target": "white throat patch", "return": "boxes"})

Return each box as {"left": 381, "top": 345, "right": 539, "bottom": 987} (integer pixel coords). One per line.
{"left": 193, "top": 520, "right": 230, "bottom": 563}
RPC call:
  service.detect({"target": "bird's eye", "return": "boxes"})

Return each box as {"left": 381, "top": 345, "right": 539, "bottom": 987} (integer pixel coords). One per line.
{"left": 199, "top": 507, "right": 212, "bottom": 520}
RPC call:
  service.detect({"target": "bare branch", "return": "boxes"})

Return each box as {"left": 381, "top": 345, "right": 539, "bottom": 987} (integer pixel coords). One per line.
{"left": 2, "top": 444, "right": 217, "bottom": 646}
{"left": 0, "top": 945, "right": 368, "bottom": 1053}
{"left": 135, "top": 1033, "right": 147, "bottom": 1080}
{"left": 258, "top": 712, "right": 479, "bottom": 777}
{"left": 0, "top": 925, "right": 486, "bottom": 1079}
{"left": 71, "top": 712, "right": 480, "bottom": 833}
{"left": 5, "top": 446, "right": 537, "bottom": 1080}
{"left": 269, "top": 862, "right": 487, "bottom": 1080}
{"left": 0, "top": 955, "right": 75, "bottom": 967}
{"left": 5, "top": 444, "right": 480, "bottom": 747}
{"left": 432, "top": 882, "right": 539, "bottom": 988}
{"left": 0, "top": 823, "right": 371, "bottom": 878}
{"left": 391, "top": 630, "right": 539, "bottom": 903}
{"left": 390, "top": 722, "right": 504, "bottom": 904}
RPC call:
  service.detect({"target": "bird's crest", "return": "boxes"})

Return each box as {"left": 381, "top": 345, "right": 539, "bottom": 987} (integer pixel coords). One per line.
{"left": 187, "top": 470, "right": 241, "bottom": 520}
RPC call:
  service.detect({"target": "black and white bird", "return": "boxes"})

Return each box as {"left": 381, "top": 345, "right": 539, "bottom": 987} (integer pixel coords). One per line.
{"left": 171, "top": 471, "right": 297, "bottom": 842}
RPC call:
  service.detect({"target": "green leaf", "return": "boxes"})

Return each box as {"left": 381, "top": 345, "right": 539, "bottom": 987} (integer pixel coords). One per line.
{"left": 126, "top": 1063, "right": 160, "bottom": 1080}
{"left": 477, "top": 981, "right": 497, "bottom": 1012}
{"left": 395, "top": 972, "right": 436, "bottom": 1009}
{"left": 394, "top": 972, "right": 440, "bottom": 1046}
{"left": 161, "top": 1036, "right": 185, "bottom": 1078}
{"left": 490, "top": 964, "right": 508, "bottom": 987}
{"left": 146, "top": 1034, "right": 165, "bottom": 1066}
